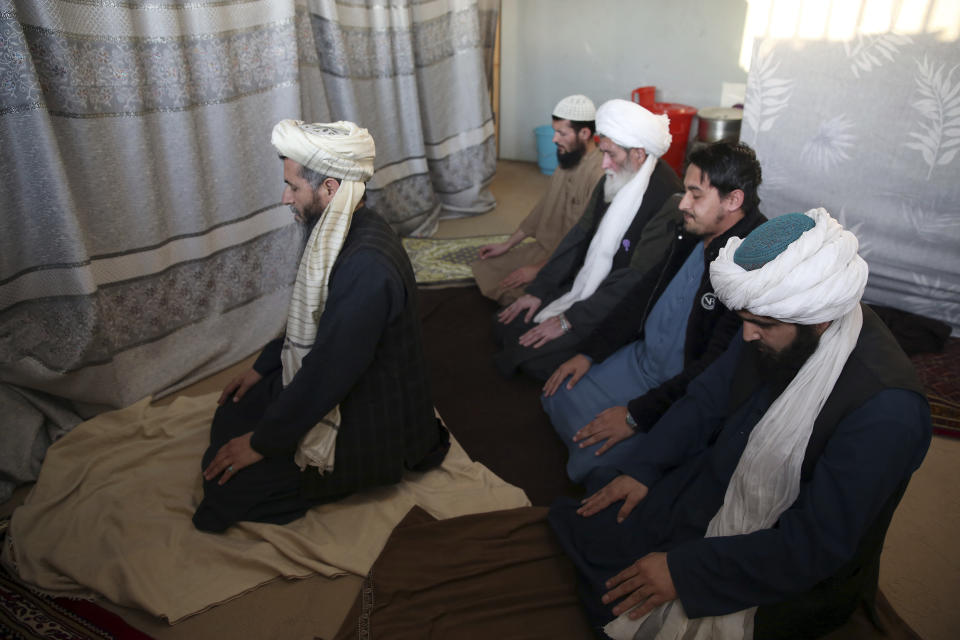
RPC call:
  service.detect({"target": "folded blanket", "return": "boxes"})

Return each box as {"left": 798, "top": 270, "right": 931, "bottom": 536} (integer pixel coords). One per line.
{"left": 2, "top": 393, "right": 529, "bottom": 623}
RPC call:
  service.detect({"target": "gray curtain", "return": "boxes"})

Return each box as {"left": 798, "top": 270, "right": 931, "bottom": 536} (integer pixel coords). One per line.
{"left": 742, "top": 32, "right": 959, "bottom": 335}
{"left": 0, "top": 0, "right": 499, "bottom": 501}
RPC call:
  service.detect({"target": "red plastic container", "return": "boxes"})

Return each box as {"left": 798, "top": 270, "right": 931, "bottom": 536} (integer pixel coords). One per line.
{"left": 649, "top": 102, "right": 697, "bottom": 176}
{"left": 631, "top": 86, "right": 656, "bottom": 109}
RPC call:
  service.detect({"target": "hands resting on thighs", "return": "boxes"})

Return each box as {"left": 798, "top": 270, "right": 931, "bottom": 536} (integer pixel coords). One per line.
{"left": 543, "top": 355, "right": 636, "bottom": 456}
{"left": 203, "top": 368, "right": 266, "bottom": 485}
{"left": 578, "top": 475, "right": 678, "bottom": 619}
{"left": 497, "top": 295, "right": 568, "bottom": 349}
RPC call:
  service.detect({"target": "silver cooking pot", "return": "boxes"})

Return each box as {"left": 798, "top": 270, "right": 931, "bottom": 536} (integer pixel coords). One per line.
{"left": 696, "top": 107, "right": 743, "bottom": 143}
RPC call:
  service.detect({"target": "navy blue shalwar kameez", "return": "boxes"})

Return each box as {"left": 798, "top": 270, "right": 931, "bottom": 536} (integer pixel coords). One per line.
{"left": 549, "top": 318, "right": 930, "bottom": 634}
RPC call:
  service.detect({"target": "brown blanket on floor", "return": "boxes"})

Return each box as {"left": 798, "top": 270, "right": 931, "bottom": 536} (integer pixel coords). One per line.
{"left": 334, "top": 506, "right": 594, "bottom": 639}
{"left": 334, "top": 505, "right": 922, "bottom": 640}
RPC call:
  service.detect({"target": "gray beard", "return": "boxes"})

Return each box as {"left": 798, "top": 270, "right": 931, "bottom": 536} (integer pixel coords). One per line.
{"left": 603, "top": 168, "right": 637, "bottom": 203}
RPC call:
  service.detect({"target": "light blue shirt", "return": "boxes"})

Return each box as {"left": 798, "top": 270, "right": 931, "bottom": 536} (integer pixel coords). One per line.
{"left": 634, "top": 241, "right": 706, "bottom": 386}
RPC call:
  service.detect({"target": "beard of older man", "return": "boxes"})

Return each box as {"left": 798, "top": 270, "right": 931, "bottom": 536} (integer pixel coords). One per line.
{"left": 603, "top": 162, "right": 638, "bottom": 203}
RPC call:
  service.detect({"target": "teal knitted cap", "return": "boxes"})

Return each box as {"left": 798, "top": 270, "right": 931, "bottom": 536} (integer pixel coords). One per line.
{"left": 733, "top": 213, "right": 815, "bottom": 271}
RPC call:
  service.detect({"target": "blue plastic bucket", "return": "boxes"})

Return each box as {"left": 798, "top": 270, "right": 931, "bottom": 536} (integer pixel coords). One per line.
{"left": 534, "top": 124, "right": 558, "bottom": 175}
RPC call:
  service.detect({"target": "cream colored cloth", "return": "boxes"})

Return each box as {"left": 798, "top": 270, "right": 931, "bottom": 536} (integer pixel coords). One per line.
{"left": 271, "top": 119, "right": 375, "bottom": 472}
{"left": 271, "top": 119, "right": 375, "bottom": 182}
{"left": 534, "top": 100, "right": 671, "bottom": 322}
{"left": 1, "top": 393, "right": 529, "bottom": 624}
{"left": 607, "top": 208, "right": 868, "bottom": 640}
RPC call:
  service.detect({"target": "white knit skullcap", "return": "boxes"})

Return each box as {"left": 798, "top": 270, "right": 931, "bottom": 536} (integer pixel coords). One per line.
{"left": 552, "top": 94, "right": 596, "bottom": 122}
{"left": 711, "top": 208, "right": 869, "bottom": 324}
{"left": 271, "top": 119, "right": 375, "bottom": 182}
{"left": 595, "top": 98, "right": 671, "bottom": 158}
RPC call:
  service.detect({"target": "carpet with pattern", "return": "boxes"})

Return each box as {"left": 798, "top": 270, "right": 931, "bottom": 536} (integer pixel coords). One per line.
{"left": 402, "top": 235, "right": 509, "bottom": 286}
{"left": 0, "top": 533, "right": 151, "bottom": 640}
{"left": 911, "top": 337, "right": 960, "bottom": 438}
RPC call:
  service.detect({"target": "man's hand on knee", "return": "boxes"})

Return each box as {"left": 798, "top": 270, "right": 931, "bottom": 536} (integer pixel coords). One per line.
{"left": 218, "top": 368, "right": 264, "bottom": 405}
{"left": 576, "top": 474, "right": 648, "bottom": 522}
{"left": 573, "top": 406, "right": 635, "bottom": 455}
{"left": 499, "top": 265, "right": 539, "bottom": 290}
{"left": 518, "top": 315, "right": 567, "bottom": 348}
{"left": 602, "top": 552, "right": 677, "bottom": 619}
{"left": 543, "top": 354, "right": 591, "bottom": 396}
{"left": 497, "top": 294, "right": 542, "bottom": 325}
{"left": 203, "top": 432, "right": 264, "bottom": 485}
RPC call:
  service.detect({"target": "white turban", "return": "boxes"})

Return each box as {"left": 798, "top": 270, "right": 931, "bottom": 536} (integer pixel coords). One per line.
{"left": 272, "top": 119, "right": 376, "bottom": 474}
{"left": 271, "top": 119, "right": 375, "bottom": 182}
{"left": 710, "top": 208, "right": 868, "bottom": 324}
{"left": 595, "top": 98, "right": 671, "bottom": 158}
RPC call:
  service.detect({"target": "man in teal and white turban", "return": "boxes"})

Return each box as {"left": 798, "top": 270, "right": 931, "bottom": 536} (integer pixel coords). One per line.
{"left": 549, "top": 208, "right": 931, "bottom": 639}
{"left": 193, "top": 119, "right": 448, "bottom": 533}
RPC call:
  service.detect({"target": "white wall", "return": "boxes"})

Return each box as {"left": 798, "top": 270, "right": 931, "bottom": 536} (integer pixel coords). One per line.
{"left": 499, "top": 0, "right": 751, "bottom": 161}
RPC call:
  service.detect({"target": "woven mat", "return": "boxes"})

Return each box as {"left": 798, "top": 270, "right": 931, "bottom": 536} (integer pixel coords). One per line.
{"left": 402, "top": 235, "right": 508, "bottom": 286}
{"left": 911, "top": 337, "right": 960, "bottom": 438}
{"left": 0, "top": 535, "right": 151, "bottom": 640}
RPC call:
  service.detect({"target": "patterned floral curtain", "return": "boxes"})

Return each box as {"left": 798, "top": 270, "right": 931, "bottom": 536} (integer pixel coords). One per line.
{"left": 0, "top": 0, "right": 499, "bottom": 501}
{"left": 742, "top": 32, "right": 960, "bottom": 334}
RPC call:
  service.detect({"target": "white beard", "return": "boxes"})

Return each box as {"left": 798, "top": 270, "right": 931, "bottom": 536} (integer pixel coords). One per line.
{"left": 603, "top": 167, "right": 637, "bottom": 203}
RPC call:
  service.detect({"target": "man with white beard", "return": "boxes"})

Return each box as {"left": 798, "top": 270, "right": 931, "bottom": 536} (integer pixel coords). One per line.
{"left": 493, "top": 99, "right": 682, "bottom": 381}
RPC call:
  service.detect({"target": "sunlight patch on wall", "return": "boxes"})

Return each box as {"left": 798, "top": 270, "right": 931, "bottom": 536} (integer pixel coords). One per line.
{"left": 739, "top": 0, "right": 960, "bottom": 71}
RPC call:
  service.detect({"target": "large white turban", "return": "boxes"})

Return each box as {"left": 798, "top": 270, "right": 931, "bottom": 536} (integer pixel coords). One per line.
{"left": 532, "top": 100, "right": 672, "bottom": 323}
{"left": 710, "top": 208, "right": 868, "bottom": 323}
{"left": 595, "top": 98, "right": 671, "bottom": 158}
{"left": 271, "top": 119, "right": 377, "bottom": 474}
{"left": 271, "top": 119, "right": 375, "bottom": 182}
{"left": 606, "top": 209, "right": 870, "bottom": 640}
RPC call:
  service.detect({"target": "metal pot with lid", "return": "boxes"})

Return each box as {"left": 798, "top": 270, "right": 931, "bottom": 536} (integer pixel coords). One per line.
{"left": 696, "top": 107, "right": 743, "bottom": 143}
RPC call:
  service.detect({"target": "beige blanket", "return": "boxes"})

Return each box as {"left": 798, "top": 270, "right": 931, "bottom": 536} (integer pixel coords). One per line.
{"left": 2, "top": 393, "right": 529, "bottom": 623}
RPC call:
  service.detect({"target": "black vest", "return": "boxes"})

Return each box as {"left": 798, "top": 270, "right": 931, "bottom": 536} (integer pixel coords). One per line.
{"left": 728, "top": 305, "right": 925, "bottom": 638}
{"left": 301, "top": 209, "right": 446, "bottom": 499}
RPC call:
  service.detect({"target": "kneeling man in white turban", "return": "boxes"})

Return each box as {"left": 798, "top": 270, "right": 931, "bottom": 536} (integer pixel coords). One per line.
{"left": 193, "top": 120, "right": 449, "bottom": 532}
{"left": 493, "top": 99, "right": 683, "bottom": 381}
{"left": 549, "top": 210, "right": 931, "bottom": 638}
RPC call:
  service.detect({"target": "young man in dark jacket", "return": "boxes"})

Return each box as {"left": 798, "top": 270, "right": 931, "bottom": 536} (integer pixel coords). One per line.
{"left": 542, "top": 142, "right": 765, "bottom": 482}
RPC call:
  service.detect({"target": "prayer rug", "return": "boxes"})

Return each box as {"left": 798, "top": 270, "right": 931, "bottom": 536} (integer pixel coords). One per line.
{"left": 911, "top": 337, "right": 960, "bottom": 439}
{"left": 0, "top": 556, "right": 151, "bottom": 640}
{"left": 402, "top": 235, "right": 509, "bottom": 286}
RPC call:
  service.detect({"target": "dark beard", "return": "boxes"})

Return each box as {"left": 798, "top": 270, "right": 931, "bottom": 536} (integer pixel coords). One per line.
{"left": 752, "top": 325, "right": 822, "bottom": 393}
{"left": 556, "top": 143, "right": 585, "bottom": 169}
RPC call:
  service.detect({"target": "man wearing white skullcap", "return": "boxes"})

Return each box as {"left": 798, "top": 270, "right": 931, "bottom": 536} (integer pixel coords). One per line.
{"left": 549, "top": 209, "right": 931, "bottom": 639}
{"left": 542, "top": 141, "right": 767, "bottom": 483}
{"left": 472, "top": 94, "right": 604, "bottom": 305}
{"left": 494, "top": 98, "right": 683, "bottom": 380}
{"left": 194, "top": 119, "right": 449, "bottom": 532}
